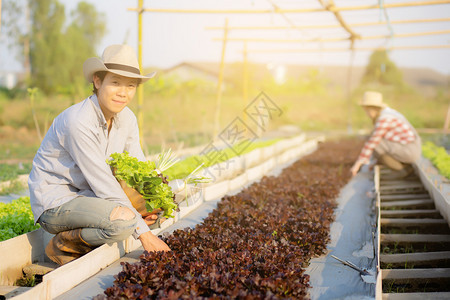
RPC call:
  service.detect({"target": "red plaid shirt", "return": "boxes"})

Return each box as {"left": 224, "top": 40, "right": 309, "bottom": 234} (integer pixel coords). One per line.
{"left": 357, "top": 108, "right": 416, "bottom": 164}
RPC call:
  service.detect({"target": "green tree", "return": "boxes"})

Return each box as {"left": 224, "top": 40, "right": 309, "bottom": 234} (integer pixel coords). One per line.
{"left": 29, "top": 0, "right": 106, "bottom": 95}
{"left": 63, "top": 2, "right": 106, "bottom": 96}
{"left": 1, "top": 0, "right": 30, "bottom": 77}
{"left": 3, "top": 0, "right": 106, "bottom": 95}
{"left": 28, "top": 0, "right": 67, "bottom": 94}
{"left": 361, "top": 49, "right": 405, "bottom": 87}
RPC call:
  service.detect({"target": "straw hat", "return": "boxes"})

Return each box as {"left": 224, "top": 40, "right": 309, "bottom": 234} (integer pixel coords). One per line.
{"left": 83, "top": 44, "right": 155, "bottom": 83}
{"left": 359, "top": 91, "right": 387, "bottom": 108}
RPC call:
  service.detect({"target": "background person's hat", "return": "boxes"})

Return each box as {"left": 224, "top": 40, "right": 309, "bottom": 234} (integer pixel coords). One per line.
{"left": 83, "top": 44, "right": 155, "bottom": 83}
{"left": 359, "top": 91, "right": 387, "bottom": 108}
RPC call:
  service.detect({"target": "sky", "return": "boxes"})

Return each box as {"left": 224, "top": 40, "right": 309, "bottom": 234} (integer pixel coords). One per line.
{"left": 1, "top": 0, "right": 450, "bottom": 76}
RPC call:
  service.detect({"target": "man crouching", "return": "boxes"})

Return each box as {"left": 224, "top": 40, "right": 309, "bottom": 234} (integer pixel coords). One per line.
{"left": 28, "top": 44, "right": 170, "bottom": 266}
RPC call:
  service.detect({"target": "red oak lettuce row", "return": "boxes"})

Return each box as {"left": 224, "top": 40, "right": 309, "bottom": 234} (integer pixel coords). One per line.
{"left": 96, "top": 139, "right": 362, "bottom": 299}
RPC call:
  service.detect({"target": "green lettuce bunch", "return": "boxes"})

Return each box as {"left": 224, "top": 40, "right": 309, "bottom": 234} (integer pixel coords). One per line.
{"left": 107, "top": 152, "right": 177, "bottom": 219}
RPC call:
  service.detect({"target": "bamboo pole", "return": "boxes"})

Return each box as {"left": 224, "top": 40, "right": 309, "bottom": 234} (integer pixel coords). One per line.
{"left": 318, "top": 0, "right": 360, "bottom": 39}
{"left": 242, "top": 41, "right": 249, "bottom": 128}
{"left": 266, "top": 0, "right": 308, "bottom": 37}
{"left": 213, "top": 18, "right": 228, "bottom": 139}
{"left": 128, "top": 1, "right": 450, "bottom": 14}
{"left": 364, "top": 29, "right": 450, "bottom": 40}
{"left": 215, "top": 37, "right": 346, "bottom": 43}
{"left": 137, "top": 0, "right": 144, "bottom": 147}
{"left": 444, "top": 103, "right": 450, "bottom": 134}
{"left": 205, "top": 18, "right": 450, "bottom": 31}
{"left": 214, "top": 29, "right": 450, "bottom": 43}
{"left": 250, "top": 44, "right": 450, "bottom": 53}
{"left": 346, "top": 40, "right": 356, "bottom": 134}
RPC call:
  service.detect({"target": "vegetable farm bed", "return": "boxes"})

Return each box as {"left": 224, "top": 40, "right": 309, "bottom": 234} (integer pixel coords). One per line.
{"left": 94, "top": 139, "right": 361, "bottom": 299}
{"left": 1, "top": 134, "right": 321, "bottom": 299}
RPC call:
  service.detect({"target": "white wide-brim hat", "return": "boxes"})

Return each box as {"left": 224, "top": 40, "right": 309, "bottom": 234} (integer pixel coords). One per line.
{"left": 83, "top": 44, "right": 155, "bottom": 83}
{"left": 359, "top": 91, "right": 387, "bottom": 108}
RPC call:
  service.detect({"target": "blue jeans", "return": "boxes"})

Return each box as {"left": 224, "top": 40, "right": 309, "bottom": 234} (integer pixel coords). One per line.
{"left": 38, "top": 196, "right": 137, "bottom": 246}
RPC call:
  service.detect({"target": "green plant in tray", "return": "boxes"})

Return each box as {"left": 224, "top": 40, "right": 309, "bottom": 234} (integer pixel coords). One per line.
{"left": 0, "top": 196, "right": 40, "bottom": 242}
{"left": 164, "top": 138, "right": 280, "bottom": 180}
{"left": 422, "top": 141, "right": 450, "bottom": 179}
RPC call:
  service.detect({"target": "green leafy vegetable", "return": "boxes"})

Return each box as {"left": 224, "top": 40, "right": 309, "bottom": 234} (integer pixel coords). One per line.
{"left": 106, "top": 152, "right": 177, "bottom": 219}
{"left": 164, "top": 138, "right": 281, "bottom": 180}
{"left": 0, "top": 196, "right": 40, "bottom": 242}
{"left": 422, "top": 141, "right": 450, "bottom": 179}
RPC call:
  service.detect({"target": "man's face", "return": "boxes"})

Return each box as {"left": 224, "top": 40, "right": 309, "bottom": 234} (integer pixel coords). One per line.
{"left": 94, "top": 72, "right": 138, "bottom": 120}
{"left": 363, "top": 106, "right": 379, "bottom": 121}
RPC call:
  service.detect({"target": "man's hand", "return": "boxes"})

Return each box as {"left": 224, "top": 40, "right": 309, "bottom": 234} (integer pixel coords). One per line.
{"left": 350, "top": 161, "right": 363, "bottom": 177}
{"left": 138, "top": 231, "right": 171, "bottom": 252}
{"left": 143, "top": 214, "right": 158, "bottom": 226}
{"left": 142, "top": 208, "right": 163, "bottom": 226}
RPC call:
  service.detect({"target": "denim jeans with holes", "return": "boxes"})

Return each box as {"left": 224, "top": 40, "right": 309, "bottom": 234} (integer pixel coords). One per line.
{"left": 38, "top": 196, "right": 137, "bottom": 246}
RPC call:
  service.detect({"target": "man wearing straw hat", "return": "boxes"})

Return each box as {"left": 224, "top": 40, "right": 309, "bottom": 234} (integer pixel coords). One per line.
{"left": 350, "top": 91, "right": 422, "bottom": 179}
{"left": 28, "top": 44, "right": 170, "bottom": 266}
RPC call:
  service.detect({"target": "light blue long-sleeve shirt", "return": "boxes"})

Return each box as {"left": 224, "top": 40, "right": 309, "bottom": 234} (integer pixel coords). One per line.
{"left": 28, "top": 94, "right": 149, "bottom": 239}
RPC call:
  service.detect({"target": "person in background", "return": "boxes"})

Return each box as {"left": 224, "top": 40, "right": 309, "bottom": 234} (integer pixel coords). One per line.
{"left": 350, "top": 91, "right": 422, "bottom": 179}
{"left": 28, "top": 44, "right": 170, "bottom": 266}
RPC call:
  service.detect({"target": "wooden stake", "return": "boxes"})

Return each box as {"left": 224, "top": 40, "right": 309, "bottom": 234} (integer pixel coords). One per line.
{"left": 213, "top": 18, "right": 228, "bottom": 139}
{"left": 346, "top": 40, "right": 355, "bottom": 134}
{"left": 444, "top": 103, "right": 450, "bottom": 134}
{"left": 137, "top": 0, "right": 144, "bottom": 147}
{"left": 242, "top": 41, "right": 249, "bottom": 130}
